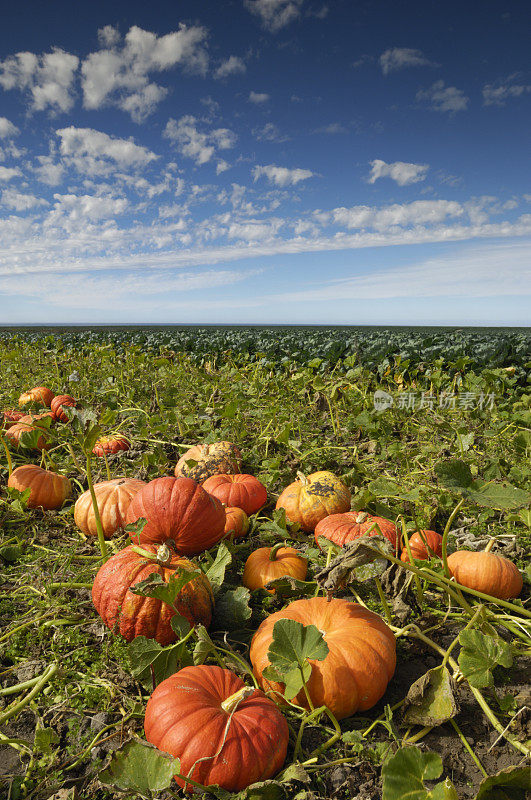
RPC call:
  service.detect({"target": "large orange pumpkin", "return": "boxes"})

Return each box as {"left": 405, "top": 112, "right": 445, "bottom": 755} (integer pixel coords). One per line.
{"left": 224, "top": 506, "right": 250, "bottom": 539}
{"left": 203, "top": 473, "right": 267, "bottom": 516}
{"left": 144, "top": 665, "right": 289, "bottom": 792}
{"left": 276, "top": 471, "right": 351, "bottom": 532}
{"left": 92, "top": 544, "right": 213, "bottom": 644}
{"left": 243, "top": 544, "right": 308, "bottom": 593}
{"left": 51, "top": 394, "right": 76, "bottom": 422}
{"left": 250, "top": 597, "right": 396, "bottom": 719}
{"left": 18, "top": 386, "right": 55, "bottom": 409}
{"left": 315, "top": 511, "right": 399, "bottom": 552}
{"left": 401, "top": 530, "right": 442, "bottom": 562}
{"left": 447, "top": 550, "right": 522, "bottom": 599}
{"left": 92, "top": 435, "right": 130, "bottom": 457}
{"left": 125, "top": 476, "right": 226, "bottom": 555}
{"left": 4, "top": 422, "right": 51, "bottom": 451}
{"left": 174, "top": 441, "right": 242, "bottom": 483}
{"left": 74, "top": 477, "right": 146, "bottom": 538}
{"left": 8, "top": 465, "right": 71, "bottom": 510}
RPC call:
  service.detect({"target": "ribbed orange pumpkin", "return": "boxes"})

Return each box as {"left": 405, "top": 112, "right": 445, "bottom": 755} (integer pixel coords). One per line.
{"left": 92, "top": 435, "right": 130, "bottom": 457}
{"left": 276, "top": 471, "right": 351, "bottom": 532}
{"left": 203, "top": 474, "right": 267, "bottom": 516}
{"left": 174, "top": 441, "right": 242, "bottom": 483}
{"left": 74, "top": 477, "right": 146, "bottom": 538}
{"left": 243, "top": 544, "right": 308, "bottom": 593}
{"left": 447, "top": 550, "right": 523, "bottom": 599}
{"left": 145, "top": 665, "right": 289, "bottom": 792}
{"left": 92, "top": 544, "right": 214, "bottom": 644}
{"left": 18, "top": 386, "right": 55, "bottom": 409}
{"left": 401, "top": 530, "right": 442, "bottom": 562}
{"left": 18, "top": 412, "right": 55, "bottom": 426}
{"left": 224, "top": 507, "right": 250, "bottom": 539}
{"left": 315, "top": 511, "right": 398, "bottom": 552}
{"left": 126, "top": 476, "right": 226, "bottom": 555}
{"left": 4, "top": 422, "right": 51, "bottom": 451}
{"left": 2, "top": 409, "right": 24, "bottom": 427}
{"left": 51, "top": 394, "right": 76, "bottom": 422}
{"left": 250, "top": 597, "right": 396, "bottom": 719}
{"left": 8, "top": 465, "right": 71, "bottom": 509}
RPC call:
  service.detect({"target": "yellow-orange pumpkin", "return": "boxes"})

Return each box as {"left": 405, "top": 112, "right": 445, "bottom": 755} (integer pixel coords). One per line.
{"left": 174, "top": 441, "right": 242, "bottom": 483}
{"left": 447, "top": 550, "right": 522, "bottom": 599}
{"left": 74, "top": 477, "right": 146, "bottom": 538}
{"left": 8, "top": 465, "right": 71, "bottom": 509}
{"left": 276, "top": 471, "right": 351, "bottom": 532}
{"left": 18, "top": 386, "right": 55, "bottom": 409}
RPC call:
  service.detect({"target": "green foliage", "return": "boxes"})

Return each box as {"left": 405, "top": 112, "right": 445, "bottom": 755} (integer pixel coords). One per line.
{"left": 458, "top": 630, "right": 513, "bottom": 688}
{"left": 262, "top": 619, "right": 329, "bottom": 700}
{"left": 127, "top": 635, "right": 192, "bottom": 691}
{"left": 382, "top": 747, "right": 458, "bottom": 800}
{"left": 129, "top": 567, "right": 200, "bottom": 611}
{"left": 99, "top": 738, "right": 179, "bottom": 796}
{"left": 402, "top": 666, "right": 459, "bottom": 727}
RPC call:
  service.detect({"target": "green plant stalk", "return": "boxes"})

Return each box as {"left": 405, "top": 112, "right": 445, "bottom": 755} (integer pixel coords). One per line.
{"left": 374, "top": 576, "right": 393, "bottom": 625}
{"left": 306, "top": 707, "right": 342, "bottom": 761}
{"left": 402, "top": 725, "right": 432, "bottom": 745}
{"left": 46, "top": 582, "right": 92, "bottom": 591}
{"left": 400, "top": 519, "right": 424, "bottom": 605}
{"left": 65, "top": 713, "right": 133, "bottom": 771}
{"left": 441, "top": 497, "right": 465, "bottom": 579}
{"left": 66, "top": 442, "right": 85, "bottom": 477}
{"left": 450, "top": 718, "right": 488, "bottom": 777}
{"left": 101, "top": 448, "right": 112, "bottom": 482}
{"left": 0, "top": 435, "right": 13, "bottom": 477}
{"left": 0, "top": 664, "right": 58, "bottom": 726}
{"left": 0, "top": 675, "right": 46, "bottom": 696}
{"left": 0, "top": 612, "right": 54, "bottom": 643}
{"left": 85, "top": 453, "right": 108, "bottom": 558}
{"left": 292, "top": 705, "right": 324, "bottom": 761}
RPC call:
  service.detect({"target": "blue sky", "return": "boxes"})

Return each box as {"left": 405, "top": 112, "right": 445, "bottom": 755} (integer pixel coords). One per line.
{"left": 0, "top": 0, "right": 529, "bottom": 324}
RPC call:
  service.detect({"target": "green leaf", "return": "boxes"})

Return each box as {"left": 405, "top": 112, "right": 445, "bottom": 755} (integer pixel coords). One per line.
{"left": 129, "top": 567, "right": 200, "bottom": 610}
{"left": 214, "top": 586, "right": 252, "bottom": 630}
{"left": 465, "top": 481, "right": 531, "bottom": 510}
{"left": 33, "top": 727, "right": 58, "bottom": 754}
{"left": 192, "top": 624, "right": 218, "bottom": 665}
{"left": 5, "top": 487, "right": 31, "bottom": 513}
{"left": 127, "top": 636, "right": 191, "bottom": 691}
{"left": 474, "top": 764, "right": 531, "bottom": 800}
{"left": 402, "top": 666, "right": 459, "bottom": 727}
{"left": 205, "top": 541, "right": 232, "bottom": 596}
{"left": 382, "top": 747, "right": 458, "bottom": 800}
{"left": 99, "top": 738, "right": 179, "bottom": 796}
{"left": 435, "top": 459, "right": 473, "bottom": 490}
{"left": 458, "top": 630, "right": 513, "bottom": 688}
{"left": 263, "top": 576, "right": 317, "bottom": 599}
{"left": 264, "top": 619, "right": 328, "bottom": 700}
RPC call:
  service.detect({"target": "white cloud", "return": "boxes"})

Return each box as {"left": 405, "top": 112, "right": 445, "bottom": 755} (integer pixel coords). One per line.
{"left": 249, "top": 91, "right": 270, "bottom": 104}
{"left": 46, "top": 193, "right": 129, "bottom": 228}
{"left": 216, "top": 160, "right": 231, "bottom": 174}
{"left": 33, "top": 155, "right": 65, "bottom": 186}
{"left": 253, "top": 164, "right": 315, "bottom": 186}
{"left": 313, "top": 122, "right": 348, "bottom": 134}
{"left": 417, "top": 81, "right": 469, "bottom": 114}
{"left": 328, "top": 199, "right": 463, "bottom": 230}
{"left": 483, "top": 75, "right": 531, "bottom": 106}
{"left": 368, "top": 159, "right": 429, "bottom": 186}
{"left": 244, "top": 0, "right": 304, "bottom": 32}
{"left": 380, "top": 48, "right": 436, "bottom": 75}
{"left": 81, "top": 24, "right": 208, "bottom": 122}
{"left": 214, "top": 56, "right": 246, "bottom": 79}
{"left": 1, "top": 189, "right": 48, "bottom": 211}
{"left": 253, "top": 122, "right": 289, "bottom": 142}
{"left": 163, "top": 116, "right": 237, "bottom": 165}
{"left": 0, "top": 48, "right": 79, "bottom": 113}
{"left": 56, "top": 127, "right": 158, "bottom": 175}
{"left": 0, "top": 117, "right": 20, "bottom": 138}
{"left": 0, "top": 166, "right": 22, "bottom": 182}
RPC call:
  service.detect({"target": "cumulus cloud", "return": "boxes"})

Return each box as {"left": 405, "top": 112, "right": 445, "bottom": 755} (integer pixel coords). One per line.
{"left": 163, "top": 116, "right": 237, "bottom": 165}
{"left": 253, "top": 122, "right": 289, "bottom": 142}
{"left": 244, "top": 0, "right": 304, "bottom": 32}
{"left": 0, "top": 117, "right": 20, "bottom": 138}
{"left": 214, "top": 56, "right": 246, "bottom": 79}
{"left": 368, "top": 159, "right": 429, "bottom": 186}
{"left": 249, "top": 91, "right": 270, "bottom": 104}
{"left": 380, "top": 47, "right": 436, "bottom": 75}
{"left": 33, "top": 154, "right": 66, "bottom": 186}
{"left": 56, "top": 127, "right": 158, "bottom": 175}
{"left": 0, "top": 166, "right": 22, "bottom": 182}
{"left": 81, "top": 24, "right": 209, "bottom": 122}
{"left": 0, "top": 48, "right": 79, "bottom": 113}
{"left": 483, "top": 75, "right": 531, "bottom": 106}
{"left": 326, "top": 199, "right": 463, "bottom": 231}
{"left": 253, "top": 164, "right": 315, "bottom": 186}
{"left": 1, "top": 189, "right": 48, "bottom": 211}
{"left": 416, "top": 81, "right": 469, "bottom": 114}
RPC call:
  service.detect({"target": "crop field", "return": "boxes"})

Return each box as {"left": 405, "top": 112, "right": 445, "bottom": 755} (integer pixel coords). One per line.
{"left": 0, "top": 327, "right": 530, "bottom": 800}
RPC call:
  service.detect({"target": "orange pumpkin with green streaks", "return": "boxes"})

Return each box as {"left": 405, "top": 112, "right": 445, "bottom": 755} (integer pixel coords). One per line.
{"left": 275, "top": 471, "right": 350, "bottom": 532}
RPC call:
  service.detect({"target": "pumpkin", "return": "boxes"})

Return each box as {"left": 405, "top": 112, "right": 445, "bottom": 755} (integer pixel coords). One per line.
{"left": 18, "top": 412, "right": 55, "bottom": 426}
{"left": 175, "top": 441, "right": 242, "bottom": 483}
{"left": 92, "top": 435, "right": 130, "bottom": 457}
{"left": 92, "top": 543, "right": 214, "bottom": 644}
{"left": 74, "top": 477, "right": 146, "bottom": 538}
{"left": 203, "top": 473, "right": 267, "bottom": 516}
{"left": 315, "top": 511, "right": 398, "bottom": 552}
{"left": 447, "top": 550, "right": 522, "bottom": 600}
{"left": 144, "top": 665, "right": 289, "bottom": 792}
{"left": 126, "top": 476, "right": 226, "bottom": 555}
{"left": 243, "top": 544, "right": 308, "bottom": 593}
{"left": 401, "top": 530, "right": 442, "bottom": 562}
{"left": 276, "top": 471, "right": 351, "bottom": 532}
{"left": 250, "top": 597, "right": 396, "bottom": 719}
{"left": 2, "top": 409, "right": 24, "bottom": 427}
{"left": 224, "top": 506, "right": 250, "bottom": 540}
{"left": 4, "top": 422, "right": 51, "bottom": 451}
{"left": 8, "top": 465, "right": 71, "bottom": 510}
{"left": 18, "top": 386, "right": 55, "bottom": 409}
{"left": 51, "top": 394, "right": 76, "bottom": 422}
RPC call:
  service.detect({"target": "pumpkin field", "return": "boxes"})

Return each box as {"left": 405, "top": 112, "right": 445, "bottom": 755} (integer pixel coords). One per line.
{"left": 0, "top": 327, "right": 530, "bottom": 800}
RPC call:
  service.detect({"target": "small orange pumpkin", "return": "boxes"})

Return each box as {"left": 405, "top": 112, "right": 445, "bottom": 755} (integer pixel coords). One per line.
{"left": 92, "top": 435, "right": 130, "bottom": 457}
{"left": 17, "top": 412, "right": 55, "bottom": 426}
{"left": 276, "top": 471, "right": 351, "bottom": 532}
{"left": 74, "top": 477, "right": 146, "bottom": 538}
{"left": 224, "top": 507, "right": 250, "bottom": 539}
{"left": 51, "top": 394, "right": 77, "bottom": 422}
{"left": 401, "top": 530, "right": 442, "bottom": 562}
{"left": 174, "top": 441, "right": 242, "bottom": 483}
{"left": 203, "top": 473, "right": 267, "bottom": 516}
{"left": 243, "top": 544, "right": 308, "bottom": 593}
{"left": 4, "top": 422, "right": 51, "bottom": 451}
{"left": 8, "top": 465, "right": 71, "bottom": 509}
{"left": 18, "top": 386, "right": 55, "bottom": 409}
{"left": 315, "top": 511, "right": 399, "bottom": 552}
{"left": 2, "top": 409, "right": 25, "bottom": 428}
{"left": 447, "top": 550, "right": 522, "bottom": 599}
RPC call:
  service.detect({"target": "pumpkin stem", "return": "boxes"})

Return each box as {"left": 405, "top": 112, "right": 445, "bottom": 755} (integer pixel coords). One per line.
{"left": 355, "top": 511, "right": 369, "bottom": 524}
{"left": 484, "top": 538, "right": 496, "bottom": 553}
{"left": 220, "top": 685, "right": 254, "bottom": 714}
{"left": 296, "top": 470, "right": 308, "bottom": 485}
{"left": 156, "top": 543, "right": 172, "bottom": 564}
{"left": 269, "top": 542, "right": 284, "bottom": 561}
{"left": 130, "top": 545, "right": 159, "bottom": 561}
